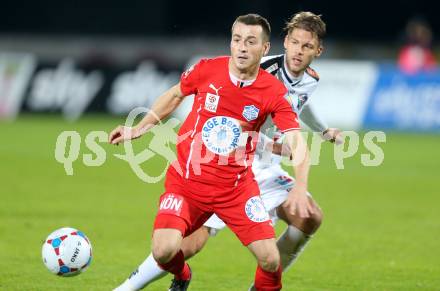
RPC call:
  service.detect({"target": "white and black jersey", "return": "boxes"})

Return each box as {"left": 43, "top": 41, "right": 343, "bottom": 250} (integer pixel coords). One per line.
{"left": 254, "top": 54, "right": 328, "bottom": 169}
{"left": 261, "top": 54, "right": 319, "bottom": 115}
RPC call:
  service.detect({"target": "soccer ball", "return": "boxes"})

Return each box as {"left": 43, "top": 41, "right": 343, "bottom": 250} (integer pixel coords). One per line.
{"left": 42, "top": 227, "right": 92, "bottom": 276}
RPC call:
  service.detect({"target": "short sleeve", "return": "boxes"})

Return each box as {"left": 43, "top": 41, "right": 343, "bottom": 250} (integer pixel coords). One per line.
{"left": 269, "top": 88, "right": 300, "bottom": 133}
{"left": 180, "top": 59, "right": 206, "bottom": 96}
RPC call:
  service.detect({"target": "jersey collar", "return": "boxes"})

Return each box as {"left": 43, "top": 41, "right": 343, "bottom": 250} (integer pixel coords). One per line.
{"left": 229, "top": 72, "right": 256, "bottom": 88}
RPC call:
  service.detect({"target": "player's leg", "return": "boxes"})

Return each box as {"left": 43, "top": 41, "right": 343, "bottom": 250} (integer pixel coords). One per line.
{"left": 149, "top": 228, "right": 193, "bottom": 290}
{"left": 248, "top": 239, "right": 282, "bottom": 291}
{"left": 114, "top": 178, "right": 211, "bottom": 291}
{"left": 256, "top": 168, "right": 323, "bottom": 272}
{"left": 113, "top": 227, "right": 185, "bottom": 291}
{"left": 113, "top": 253, "right": 167, "bottom": 291}
{"left": 180, "top": 211, "right": 227, "bottom": 259}
{"left": 113, "top": 214, "right": 222, "bottom": 290}
{"left": 276, "top": 196, "right": 323, "bottom": 271}
{"left": 248, "top": 169, "right": 323, "bottom": 290}
{"left": 216, "top": 179, "right": 282, "bottom": 291}
{"left": 113, "top": 226, "right": 210, "bottom": 291}
{"left": 180, "top": 225, "right": 210, "bottom": 259}
{"left": 151, "top": 192, "right": 214, "bottom": 291}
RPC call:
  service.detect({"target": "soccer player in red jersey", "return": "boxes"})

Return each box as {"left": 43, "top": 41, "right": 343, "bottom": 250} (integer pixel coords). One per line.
{"left": 110, "top": 14, "right": 312, "bottom": 291}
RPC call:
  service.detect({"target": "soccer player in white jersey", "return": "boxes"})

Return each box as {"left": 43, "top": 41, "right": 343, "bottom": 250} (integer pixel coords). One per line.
{"left": 114, "top": 12, "right": 342, "bottom": 291}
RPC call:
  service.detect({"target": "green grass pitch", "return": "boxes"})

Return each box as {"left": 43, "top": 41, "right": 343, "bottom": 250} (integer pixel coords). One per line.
{"left": 0, "top": 115, "right": 439, "bottom": 290}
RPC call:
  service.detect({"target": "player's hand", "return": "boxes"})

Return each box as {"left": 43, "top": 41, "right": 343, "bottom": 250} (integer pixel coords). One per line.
{"left": 108, "top": 125, "right": 142, "bottom": 145}
{"left": 283, "top": 186, "right": 314, "bottom": 218}
{"left": 323, "top": 128, "right": 344, "bottom": 145}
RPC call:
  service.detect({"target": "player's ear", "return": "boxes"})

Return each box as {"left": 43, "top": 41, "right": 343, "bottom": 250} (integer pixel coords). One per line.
{"left": 263, "top": 41, "right": 270, "bottom": 56}
{"left": 316, "top": 45, "right": 324, "bottom": 57}
{"left": 283, "top": 35, "right": 289, "bottom": 50}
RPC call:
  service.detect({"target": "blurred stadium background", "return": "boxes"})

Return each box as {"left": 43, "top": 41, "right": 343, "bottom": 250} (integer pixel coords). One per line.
{"left": 1, "top": 1, "right": 439, "bottom": 290}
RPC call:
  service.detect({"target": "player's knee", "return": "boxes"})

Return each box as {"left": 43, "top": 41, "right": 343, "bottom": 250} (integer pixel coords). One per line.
{"left": 301, "top": 206, "right": 323, "bottom": 231}
{"left": 285, "top": 203, "right": 324, "bottom": 235}
{"left": 258, "top": 251, "right": 280, "bottom": 272}
{"left": 300, "top": 207, "right": 323, "bottom": 234}
{"left": 152, "top": 242, "right": 179, "bottom": 264}
{"left": 312, "top": 206, "right": 323, "bottom": 228}
{"left": 152, "top": 229, "right": 182, "bottom": 263}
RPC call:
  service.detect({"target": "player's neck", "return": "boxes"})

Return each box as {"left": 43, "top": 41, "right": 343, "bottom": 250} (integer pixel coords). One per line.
{"left": 228, "top": 59, "right": 259, "bottom": 80}
{"left": 289, "top": 70, "right": 304, "bottom": 79}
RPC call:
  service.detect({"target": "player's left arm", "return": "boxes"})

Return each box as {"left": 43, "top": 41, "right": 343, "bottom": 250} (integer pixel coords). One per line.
{"left": 267, "top": 102, "right": 344, "bottom": 156}
{"left": 300, "top": 102, "right": 344, "bottom": 145}
{"left": 281, "top": 129, "right": 314, "bottom": 218}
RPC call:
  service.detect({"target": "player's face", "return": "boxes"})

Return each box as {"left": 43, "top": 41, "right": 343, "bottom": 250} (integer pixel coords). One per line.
{"left": 284, "top": 28, "right": 323, "bottom": 77}
{"left": 230, "top": 22, "right": 270, "bottom": 73}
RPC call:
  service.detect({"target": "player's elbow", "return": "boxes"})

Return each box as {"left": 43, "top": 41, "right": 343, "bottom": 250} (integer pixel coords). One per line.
{"left": 309, "top": 206, "right": 323, "bottom": 232}
{"left": 171, "top": 83, "right": 185, "bottom": 101}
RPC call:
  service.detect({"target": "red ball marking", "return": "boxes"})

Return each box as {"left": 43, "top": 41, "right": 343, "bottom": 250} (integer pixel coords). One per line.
{"left": 58, "top": 258, "right": 64, "bottom": 266}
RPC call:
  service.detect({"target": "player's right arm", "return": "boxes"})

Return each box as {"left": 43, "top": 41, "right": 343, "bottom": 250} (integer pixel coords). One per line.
{"left": 109, "top": 59, "right": 204, "bottom": 145}
{"left": 108, "top": 83, "right": 185, "bottom": 145}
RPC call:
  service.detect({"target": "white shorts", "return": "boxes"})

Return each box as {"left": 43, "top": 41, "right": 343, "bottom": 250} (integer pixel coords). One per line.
{"left": 204, "top": 165, "right": 312, "bottom": 235}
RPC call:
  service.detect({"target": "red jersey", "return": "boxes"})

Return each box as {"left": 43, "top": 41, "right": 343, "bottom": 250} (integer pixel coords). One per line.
{"left": 175, "top": 56, "right": 299, "bottom": 185}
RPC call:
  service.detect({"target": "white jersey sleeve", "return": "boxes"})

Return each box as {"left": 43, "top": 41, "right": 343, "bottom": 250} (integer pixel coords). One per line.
{"left": 299, "top": 101, "right": 328, "bottom": 133}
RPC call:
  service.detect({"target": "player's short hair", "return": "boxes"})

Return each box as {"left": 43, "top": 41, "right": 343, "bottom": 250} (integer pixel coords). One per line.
{"left": 285, "top": 12, "right": 326, "bottom": 44}
{"left": 232, "top": 14, "right": 271, "bottom": 42}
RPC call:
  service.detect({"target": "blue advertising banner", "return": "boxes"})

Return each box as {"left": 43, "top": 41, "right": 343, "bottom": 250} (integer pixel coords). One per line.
{"left": 363, "top": 66, "right": 440, "bottom": 131}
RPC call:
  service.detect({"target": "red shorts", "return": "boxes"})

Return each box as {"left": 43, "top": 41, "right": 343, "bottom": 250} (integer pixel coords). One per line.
{"left": 153, "top": 167, "right": 275, "bottom": 246}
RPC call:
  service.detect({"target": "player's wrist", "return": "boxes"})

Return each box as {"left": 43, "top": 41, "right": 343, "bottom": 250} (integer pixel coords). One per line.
{"left": 322, "top": 128, "right": 336, "bottom": 143}
{"left": 134, "top": 124, "right": 150, "bottom": 138}
{"left": 294, "top": 182, "right": 307, "bottom": 191}
{"left": 132, "top": 125, "right": 141, "bottom": 135}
